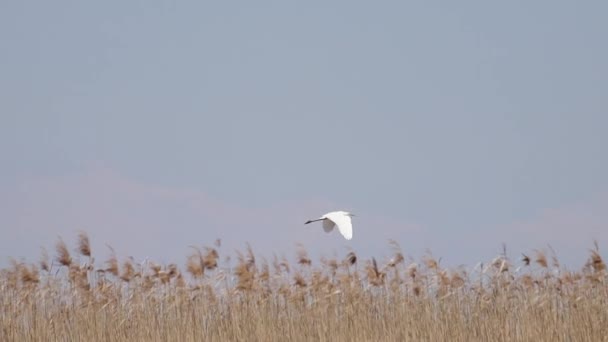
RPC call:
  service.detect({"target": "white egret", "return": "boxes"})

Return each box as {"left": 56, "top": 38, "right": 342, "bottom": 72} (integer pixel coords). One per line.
{"left": 305, "top": 211, "right": 354, "bottom": 240}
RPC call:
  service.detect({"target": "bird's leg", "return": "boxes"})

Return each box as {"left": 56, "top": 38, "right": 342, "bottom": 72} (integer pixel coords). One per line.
{"left": 305, "top": 218, "right": 325, "bottom": 224}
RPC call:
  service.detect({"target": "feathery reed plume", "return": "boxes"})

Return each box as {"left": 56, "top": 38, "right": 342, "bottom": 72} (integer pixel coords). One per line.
{"left": 450, "top": 271, "right": 465, "bottom": 288}
{"left": 186, "top": 246, "right": 205, "bottom": 279}
{"left": 407, "top": 263, "right": 418, "bottom": 279}
{"left": 20, "top": 263, "right": 39, "bottom": 284}
{"left": 272, "top": 254, "right": 282, "bottom": 275}
{"left": 296, "top": 244, "right": 311, "bottom": 266}
{"left": 423, "top": 253, "right": 438, "bottom": 270}
{"left": 235, "top": 250, "right": 254, "bottom": 291}
{"left": 521, "top": 274, "right": 534, "bottom": 289}
{"left": 4, "top": 239, "right": 608, "bottom": 341}
{"left": 522, "top": 254, "right": 531, "bottom": 266}
{"left": 39, "top": 247, "right": 50, "bottom": 272}
{"left": 259, "top": 259, "right": 270, "bottom": 283}
{"left": 438, "top": 269, "right": 450, "bottom": 290}
{"left": 203, "top": 248, "right": 219, "bottom": 270}
{"left": 245, "top": 244, "right": 256, "bottom": 268}
{"left": 294, "top": 272, "right": 307, "bottom": 287}
{"left": 120, "top": 259, "right": 135, "bottom": 282}
{"left": 588, "top": 249, "right": 606, "bottom": 273}
{"left": 388, "top": 239, "right": 401, "bottom": 250}
{"left": 388, "top": 252, "right": 404, "bottom": 268}
{"left": 588, "top": 241, "right": 606, "bottom": 273}
{"left": 492, "top": 256, "right": 509, "bottom": 273}
{"left": 55, "top": 238, "right": 72, "bottom": 267}
{"left": 547, "top": 245, "right": 560, "bottom": 269}
{"left": 559, "top": 271, "right": 571, "bottom": 285}
{"left": 387, "top": 239, "right": 405, "bottom": 267}
{"left": 322, "top": 257, "right": 338, "bottom": 275}
{"left": 159, "top": 270, "right": 171, "bottom": 284}
{"left": 150, "top": 263, "right": 161, "bottom": 277}
{"left": 176, "top": 273, "right": 186, "bottom": 288}
{"left": 69, "top": 264, "right": 90, "bottom": 290}
{"left": 535, "top": 250, "right": 548, "bottom": 268}
{"left": 167, "top": 264, "right": 178, "bottom": 279}
{"left": 345, "top": 251, "right": 357, "bottom": 266}
{"left": 141, "top": 275, "right": 154, "bottom": 291}
{"left": 4, "top": 259, "right": 19, "bottom": 289}
{"left": 187, "top": 248, "right": 204, "bottom": 279}
{"left": 77, "top": 231, "right": 91, "bottom": 257}
{"left": 105, "top": 247, "right": 119, "bottom": 277}
{"left": 280, "top": 256, "right": 291, "bottom": 274}
{"left": 366, "top": 258, "right": 385, "bottom": 286}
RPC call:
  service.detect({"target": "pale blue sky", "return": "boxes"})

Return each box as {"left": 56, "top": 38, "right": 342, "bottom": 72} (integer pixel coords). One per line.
{"left": 1, "top": 2, "right": 607, "bottom": 268}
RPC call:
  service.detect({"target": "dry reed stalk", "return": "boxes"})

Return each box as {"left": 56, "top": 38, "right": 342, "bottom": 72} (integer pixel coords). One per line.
{"left": 3, "top": 231, "right": 608, "bottom": 342}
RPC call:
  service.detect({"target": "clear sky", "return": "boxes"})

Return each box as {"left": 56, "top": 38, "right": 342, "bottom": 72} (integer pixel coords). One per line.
{"left": 1, "top": 1, "right": 607, "bottom": 269}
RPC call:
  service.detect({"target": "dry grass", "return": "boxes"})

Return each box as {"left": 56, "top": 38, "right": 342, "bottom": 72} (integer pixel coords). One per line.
{"left": 1, "top": 233, "right": 607, "bottom": 341}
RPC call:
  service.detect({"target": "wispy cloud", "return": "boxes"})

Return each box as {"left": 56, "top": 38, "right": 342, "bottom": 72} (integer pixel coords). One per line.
{"left": 5, "top": 165, "right": 603, "bottom": 269}
{"left": 0, "top": 166, "right": 421, "bottom": 265}
{"left": 487, "top": 193, "right": 608, "bottom": 267}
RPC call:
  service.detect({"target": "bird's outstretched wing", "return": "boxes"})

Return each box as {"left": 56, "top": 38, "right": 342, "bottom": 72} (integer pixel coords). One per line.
{"left": 322, "top": 219, "right": 335, "bottom": 232}
{"left": 325, "top": 212, "right": 353, "bottom": 240}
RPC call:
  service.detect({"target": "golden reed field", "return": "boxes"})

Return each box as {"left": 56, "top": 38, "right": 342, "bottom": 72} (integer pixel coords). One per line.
{"left": 1, "top": 232, "right": 607, "bottom": 341}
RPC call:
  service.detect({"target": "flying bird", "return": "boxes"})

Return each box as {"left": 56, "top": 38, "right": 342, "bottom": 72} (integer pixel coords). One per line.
{"left": 305, "top": 211, "right": 354, "bottom": 240}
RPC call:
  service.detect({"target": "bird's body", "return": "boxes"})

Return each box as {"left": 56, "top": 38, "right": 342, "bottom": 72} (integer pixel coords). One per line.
{"left": 305, "top": 211, "right": 354, "bottom": 240}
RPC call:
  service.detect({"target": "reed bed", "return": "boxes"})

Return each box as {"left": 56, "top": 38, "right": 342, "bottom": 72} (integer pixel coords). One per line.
{"left": 1, "top": 233, "right": 607, "bottom": 341}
